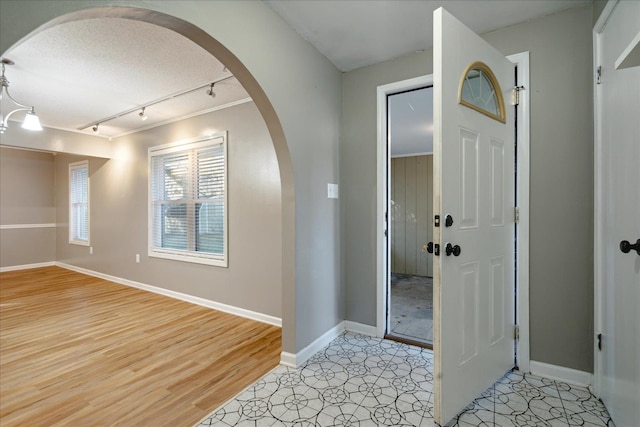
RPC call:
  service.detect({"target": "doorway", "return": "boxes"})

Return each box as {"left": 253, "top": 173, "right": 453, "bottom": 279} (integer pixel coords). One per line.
{"left": 386, "top": 86, "right": 434, "bottom": 347}
{"left": 375, "top": 51, "right": 531, "bottom": 372}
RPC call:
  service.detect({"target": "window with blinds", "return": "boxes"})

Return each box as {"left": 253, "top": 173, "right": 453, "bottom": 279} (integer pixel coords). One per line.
{"left": 69, "top": 160, "right": 90, "bottom": 245}
{"left": 148, "top": 133, "right": 227, "bottom": 267}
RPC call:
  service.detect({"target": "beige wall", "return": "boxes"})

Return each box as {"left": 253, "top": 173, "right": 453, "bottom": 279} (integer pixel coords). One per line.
{"left": 342, "top": 5, "right": 595, "bottom": 372}
{"left": 52, "top": 102, "right": 283, "bottom": 318}
{"left": 1, "top": 0, "right": 343, "bottom": 354}
{"left": 0, "top": 147, "right": 56, "bottom": 268}
{"left": 391, "top": 155, "right": 433, "bottom": 277}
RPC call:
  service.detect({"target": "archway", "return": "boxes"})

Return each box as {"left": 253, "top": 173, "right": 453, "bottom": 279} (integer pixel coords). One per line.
{"left": 0, "top": 5, "right": 296, "bottom": 352}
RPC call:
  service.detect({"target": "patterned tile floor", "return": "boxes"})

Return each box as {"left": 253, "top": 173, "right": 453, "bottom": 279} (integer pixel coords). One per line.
{"left": 196, "top": 333, "right": 612, "bottom": 426}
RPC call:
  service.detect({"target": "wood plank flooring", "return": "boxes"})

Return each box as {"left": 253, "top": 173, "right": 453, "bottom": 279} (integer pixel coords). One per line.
{"left": 0, "top": 267, "right": 281, "bottom": 426}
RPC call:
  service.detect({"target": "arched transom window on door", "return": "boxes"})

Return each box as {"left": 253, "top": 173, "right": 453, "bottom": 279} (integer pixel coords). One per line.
{"left": 458, "top": 61, "right": 506, "bottom": 123}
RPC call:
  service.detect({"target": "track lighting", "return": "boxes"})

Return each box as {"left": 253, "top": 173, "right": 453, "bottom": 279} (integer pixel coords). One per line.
{"left": 0, "top": 58, "right": 42, "bottom": 134}
{"left": 79, "top": 75, "right": 233, "bottom": 135}
{"left": 206, "top": 83, "right": 216, "bottom": 98}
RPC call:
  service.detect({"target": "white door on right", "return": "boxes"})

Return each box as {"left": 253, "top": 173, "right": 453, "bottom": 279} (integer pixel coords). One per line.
{"left": 595, "top": 1, "right": 640, "bottom": 426}
{"left": 433, "top": 7, "right": 515, "bottom": 425}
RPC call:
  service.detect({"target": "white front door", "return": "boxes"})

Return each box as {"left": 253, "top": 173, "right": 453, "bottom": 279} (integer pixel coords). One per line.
{"left": 433, "top": 8, "right": 516, "bottom": 424}
{"left": 594, "top": 1, "right": 640, "bottom": 425}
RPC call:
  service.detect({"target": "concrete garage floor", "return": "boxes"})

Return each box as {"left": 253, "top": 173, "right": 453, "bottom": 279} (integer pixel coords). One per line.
{"left": 389, "top": 273, "right": 433, "bottom": 344}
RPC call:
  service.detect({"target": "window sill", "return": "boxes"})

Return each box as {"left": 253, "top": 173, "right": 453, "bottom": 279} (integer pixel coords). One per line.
{"left": 149, "top": 249, "right": 227, "bottom": 268}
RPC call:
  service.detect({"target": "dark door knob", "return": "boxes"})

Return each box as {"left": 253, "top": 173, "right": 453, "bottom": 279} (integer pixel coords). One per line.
{"left": 620, "top": 239, "right": 640, "bottom": 255}
{"left": 445, "top": 243, "right": 461, "bottom": 256}
{"left": 426, "top": 242, "right": 433, "bottom": 254}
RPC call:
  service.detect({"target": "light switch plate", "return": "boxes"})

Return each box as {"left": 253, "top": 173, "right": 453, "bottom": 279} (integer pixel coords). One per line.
{"left": 328, "top": 183, "right": 339, "bottom": 199}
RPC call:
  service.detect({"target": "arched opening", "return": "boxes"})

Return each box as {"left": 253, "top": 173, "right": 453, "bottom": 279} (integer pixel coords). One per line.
{"left": 0, "top": 5, "right": 295, "bottom": 351}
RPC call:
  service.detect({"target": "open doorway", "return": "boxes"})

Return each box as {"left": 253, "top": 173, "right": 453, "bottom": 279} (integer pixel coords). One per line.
{"left": 386, "top": 86, "right": 434, "bottom": 347}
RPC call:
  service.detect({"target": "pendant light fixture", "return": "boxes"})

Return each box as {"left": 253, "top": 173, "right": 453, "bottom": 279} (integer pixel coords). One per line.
{"left": 0, "top": 58, "right": 42, "bottom": 134}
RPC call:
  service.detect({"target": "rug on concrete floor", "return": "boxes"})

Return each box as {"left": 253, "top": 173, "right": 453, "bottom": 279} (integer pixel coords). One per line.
{"left": 390, "top": 273, "right": 433, "bottom": 342}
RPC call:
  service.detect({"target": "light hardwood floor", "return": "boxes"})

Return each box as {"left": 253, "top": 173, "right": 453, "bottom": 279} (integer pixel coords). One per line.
{"left": 0, "top": 266, "right": 281, "bottom": 426}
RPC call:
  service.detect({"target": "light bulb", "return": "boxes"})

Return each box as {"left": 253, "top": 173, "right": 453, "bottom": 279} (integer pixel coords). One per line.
{"left": 21, "top": 110, "right": 42, "bottom": 131}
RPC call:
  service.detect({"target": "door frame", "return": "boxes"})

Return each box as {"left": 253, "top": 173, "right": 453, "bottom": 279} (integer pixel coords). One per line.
{"left": 375, "top": 52, "right": 531, "bottom": 373}
{"left": 592, "top": 0, "right": 619, "bottom": 397}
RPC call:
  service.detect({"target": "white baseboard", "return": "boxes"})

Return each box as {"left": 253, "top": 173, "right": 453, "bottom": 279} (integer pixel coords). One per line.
{"left": 345, "top": 321, "right": 377, "bottom": 337}
{"left": 55, "top": 262, "right": 282, "bottom": 327}
{"left": 280, "top": 321, "right": 346, "bottom": 368}
{"left": 530, "top": 360, "right": 593, "bottom": 387}
{"left": 280, "top": 351, "right": 297, "bottom": 368}
{"left": 279, "top": 320, "right": 378, "bottom": 368}
{"left": 0, "top": 261, "right": 55, "bottom": 273}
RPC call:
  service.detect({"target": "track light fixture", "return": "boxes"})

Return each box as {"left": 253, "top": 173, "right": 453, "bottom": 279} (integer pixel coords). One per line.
{"left": 138, "top": 107, "right": 148, "bottom": 121}
{"left": 206, "top": 83, "right": 216, "bottom": 98}
{"left": 0, "top": 58, "right": 42, "bottom": 134}
{"left": 80, "top": 74, "right": 235, "bottom": 135}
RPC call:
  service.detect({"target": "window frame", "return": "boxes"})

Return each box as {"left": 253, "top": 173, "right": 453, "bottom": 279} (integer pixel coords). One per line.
{"left": 69, "top": 160, "right": 90, "bottom": 246}
{"left": 148, "top": 132, "right": 228, "bottom": 267}
{"left": 458, "top": 61, "right": 507, "bottom": 123}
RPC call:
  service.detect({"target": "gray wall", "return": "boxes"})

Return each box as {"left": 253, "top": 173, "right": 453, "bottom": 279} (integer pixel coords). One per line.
{"left": 0, "top": 147, "right": 56, "bottom": 268}
{"left": 52, "top": 102, "right": 283, "bottom": 318}
{"left": 342, "top": 5, "right": 594, "bottom": 372}
{"left": 391, "top": 155, "right": 433, "bottom": 277}
{"left": 0, "top": 0, "right": 343, "bottom": 354}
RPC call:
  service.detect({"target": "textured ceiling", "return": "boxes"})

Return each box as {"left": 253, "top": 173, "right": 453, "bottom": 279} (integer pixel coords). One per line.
{"left": 3, "top": 18, "right": 249, "bottom": 139}
{"left": 265, "top": 0, "right": 591, "bottom": 72}
{"left": 1, "top": 1, "right": 590, "bottom": 143}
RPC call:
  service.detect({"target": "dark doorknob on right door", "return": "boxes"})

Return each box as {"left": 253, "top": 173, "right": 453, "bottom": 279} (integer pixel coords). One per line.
{"left": 620, "top": 239, "right": 640, "bottom": 255}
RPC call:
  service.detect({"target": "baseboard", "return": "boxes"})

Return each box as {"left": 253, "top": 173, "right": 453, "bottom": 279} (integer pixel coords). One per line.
{"left": 530, "top": 360, "right": 593, "bottom": 387}
{"left": 344, "top": 321, "right": 378, "bottom": 337}
{"left": 279, "top": 351, "right": 297, "bottom": 368}
{"left": 0, "top": 261, "right": 55, "bottom": 273}
{"left": 280, "top": 321, "right": 347, "bottom": 367}
{"left": 279, "top": 320, "right": 378, "bottom": 368}
{"left": 55, "top": 262, "right": 282, "bottom": 327}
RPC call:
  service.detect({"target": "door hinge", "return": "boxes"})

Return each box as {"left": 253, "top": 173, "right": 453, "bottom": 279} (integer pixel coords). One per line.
{"left": 512, "top": 86, "right": 524, "bottom": 106}
{"left": 597, "top": 333, "right": 602, "bottom": 351}
{"left": 514, "top": 207, "right": 520, "bottom": 224}
{"left": 514, "top": 325, "right": 520, "bottom": 341}
{"left": 596, "top": 66, "right": 602, "bottom": 85}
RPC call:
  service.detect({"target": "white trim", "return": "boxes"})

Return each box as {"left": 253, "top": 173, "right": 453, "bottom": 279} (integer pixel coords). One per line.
{"left": 0, "top": 261, "right": 55, "bottom": 272}
{"left": 279, "top": 351, "right": 297, "bottom": 368}
{"left": 0, "top": 223, "right": 56, "bottom": 230}
{"left": 279, "top": 321, "right": 346, "bottom": 368}
{"left": 55, "top": 262, "right": 281, "bottom": 327}
{"left": 345, "top": 321, "right": 378, "bottom": 337}
{"left": 391, "top": 151, "right": 434, "bottom": 159}
{"left": 377, "top": 75, "right": 434, "bottom": 339}
{"left": 530, "top": 360, "right": 593, "bottom": 388}
{"left": 509, "top": 51, "right": 531, "bottom": 374}
{"left": 279, "top": 321, "right": 378, "bottom": 368}
{"left": 592, "top": 0, "right": 618, "bottom": 398}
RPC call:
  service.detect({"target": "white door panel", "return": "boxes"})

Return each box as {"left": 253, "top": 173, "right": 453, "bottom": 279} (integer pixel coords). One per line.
{"left": 595, "top": 1, "right": 640, "bottom": 425}
{"left": 434, "top": 8, "right": 515, "bottom": 424}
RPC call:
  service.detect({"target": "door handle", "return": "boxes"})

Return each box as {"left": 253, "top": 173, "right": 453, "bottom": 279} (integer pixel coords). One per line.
{"left": 426, "top": 242, "right": 433, "bottom": 253}
{"left": 620, "top": 239, "right": 640, "bottom": 255}
{"left": 445, "top": 243, "right": 461, "bottom": 256}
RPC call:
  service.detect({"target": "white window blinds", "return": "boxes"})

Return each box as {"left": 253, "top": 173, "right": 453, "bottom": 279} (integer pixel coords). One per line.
{"left": 149, "top": 134, "right": 227, "bottom": 267}
{"left": 69, "top": 161, "right": 89, "bottom": 245}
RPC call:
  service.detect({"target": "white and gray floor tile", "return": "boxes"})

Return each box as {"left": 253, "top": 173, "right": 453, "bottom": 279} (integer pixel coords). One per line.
{"left": 196, "top": 333, "right": 611, "bottom": 427}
